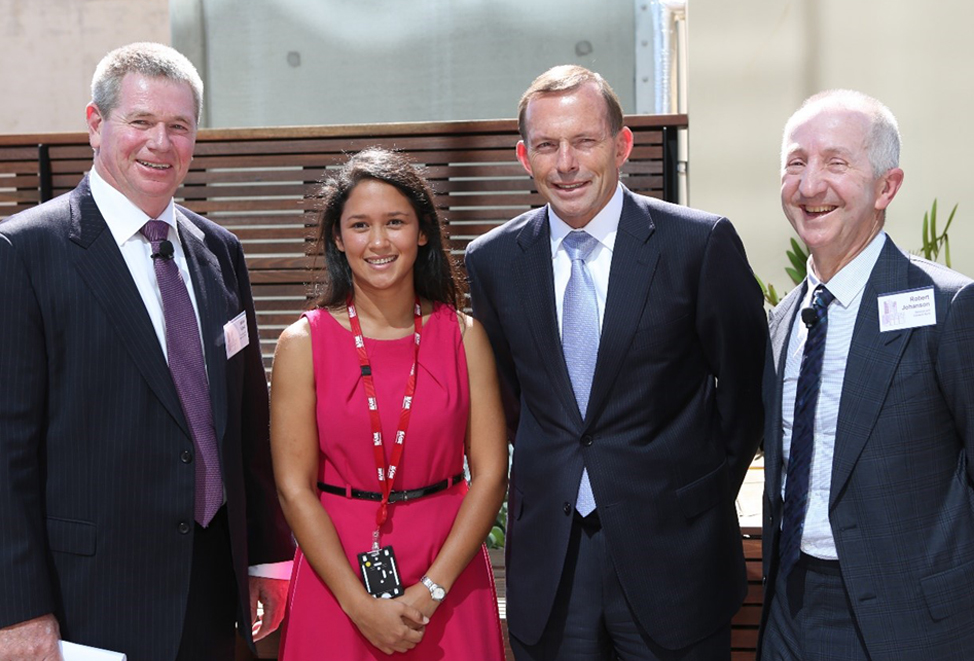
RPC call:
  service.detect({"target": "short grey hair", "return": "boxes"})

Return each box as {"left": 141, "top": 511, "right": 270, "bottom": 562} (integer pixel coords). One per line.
{"left": 782, "top": 89, "right": 900, "bottom": 176}
{"left": 91, "top": 42, "right": 204, "bottom": 123}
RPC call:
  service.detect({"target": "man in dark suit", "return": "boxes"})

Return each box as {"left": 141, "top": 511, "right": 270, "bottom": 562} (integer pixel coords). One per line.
{"left": 0, "top": 43, "right": 293, "bottom": 661}
{"left": 465, "top": 65, "right": 766, "bottom": 660}
{"left": 760, "top": 90, "right": 974, "bottom": 660}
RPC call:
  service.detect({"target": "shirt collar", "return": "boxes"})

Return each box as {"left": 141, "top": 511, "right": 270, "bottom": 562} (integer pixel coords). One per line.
{"left": 806, "top": 231, "right": 886, "bottom": 307}
{"left": 548, "top": 182, "right": 625, "bottom": 256}
{"left": 89, "top": 165, "right": 177, "bottom": 248}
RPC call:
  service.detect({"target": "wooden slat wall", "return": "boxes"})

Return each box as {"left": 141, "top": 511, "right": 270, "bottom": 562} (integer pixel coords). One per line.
{"left": 0, "top": 115, "right": 686, "bottom": 374}
{"left": 733, "top": 528, "right": 763, "bottom": 661}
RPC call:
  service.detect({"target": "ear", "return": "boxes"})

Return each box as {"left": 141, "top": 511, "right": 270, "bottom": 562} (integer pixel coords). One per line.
{"left": 875, "top": 167, "right": 904, "bottom": 211}
{"left": 418, "top": 228, "right": 428, "bottom": 247}
{"left": 86, "top": 103, "right": 104, "bottom": 150}
{"left": 515, "top": 141, "right": 533, "bottom": 177}
{"left": 614, "top": 127, "right": 634, "bottom": 168}
{"left": 334, "top": 227, "right": 345, "bottom": 253}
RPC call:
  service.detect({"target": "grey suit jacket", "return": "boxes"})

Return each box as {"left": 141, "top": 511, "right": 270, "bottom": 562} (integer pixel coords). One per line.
{"left": 0, "top": 177, "right": 293, "bottom": 660}
{"left": 466, "top": 188, "right": 766, "bottom": 649}
{"left": 761, "top": 238, "right": 974, "bottom": 659}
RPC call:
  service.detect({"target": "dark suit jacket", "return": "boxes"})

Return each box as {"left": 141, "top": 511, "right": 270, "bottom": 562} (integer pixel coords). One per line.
{"left": 761, "top": 238, "right": 974, "bottom": 659}
{"left": 0, "top": 177, "right": 293, "bottom": 661}
{"left": 465, "top": 188, "right": 766, "bottom": 649}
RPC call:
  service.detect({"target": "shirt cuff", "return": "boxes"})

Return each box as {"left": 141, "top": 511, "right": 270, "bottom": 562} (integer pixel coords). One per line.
{"left": 248, "top": 561, "right": 293, "bottom": 580}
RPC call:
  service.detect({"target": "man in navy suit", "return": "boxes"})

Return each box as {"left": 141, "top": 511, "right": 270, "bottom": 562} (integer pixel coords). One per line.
{"left": 465, "top": 65, "right": 766, "bottom": 660}
{"left": 0, "top": 43, "right": 293, "bottom": 660}
{"left": 760, "top": 90, "right": 974, "bottom": 660}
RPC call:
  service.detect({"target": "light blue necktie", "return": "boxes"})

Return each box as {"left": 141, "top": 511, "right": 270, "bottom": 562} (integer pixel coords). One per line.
{"left": 562, "top": 231, "right": 600, "bottom": 517}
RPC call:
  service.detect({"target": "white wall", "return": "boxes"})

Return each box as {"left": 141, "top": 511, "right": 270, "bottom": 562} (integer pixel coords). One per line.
{"left": 688, "top": 0, "right": 974, "bottom": 289}
{"left": 0, "top": 0, "right": 170, "bottom": 134}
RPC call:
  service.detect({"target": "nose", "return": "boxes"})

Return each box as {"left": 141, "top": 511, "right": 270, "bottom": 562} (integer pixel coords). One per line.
{"left": 797, "top": 166, "right": 826, "bottom": 198}
{"left": 555, "top": 142, "right": 578, "bottom": 174}
{"left": 368, "top": 226, "right": 389, "bottom": 248}
{"left": 146, "top": 123, "right": 172, "bottom": 150}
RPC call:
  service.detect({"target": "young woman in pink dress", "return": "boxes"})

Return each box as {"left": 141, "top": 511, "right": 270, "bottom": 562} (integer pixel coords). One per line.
{"left": 270, "top": 148, "right": 508, "bottom": 659}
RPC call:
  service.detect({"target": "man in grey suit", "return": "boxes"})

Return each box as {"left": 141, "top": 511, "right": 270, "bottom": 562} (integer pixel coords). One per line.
{"left": 466, "top": 65, "right": 766, "bottom": 660}
{"left": 760, "top": 90, "right": 974, "bottom": 660}
{"left": 0, "top": 43, "right": 293, "bottom": 660}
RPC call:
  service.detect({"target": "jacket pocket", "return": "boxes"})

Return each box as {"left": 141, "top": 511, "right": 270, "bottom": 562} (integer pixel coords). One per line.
{"left": 920, "top": 559, "right": 974, "bottom": 621}
{"left": 675, "top": 460, "right": 729, "bottom": 519}
{"left": 46, "top": 517, "right": 97, "bottom": 557}
{"left": 511, "top": 485, "right": 524, "bottom": 521}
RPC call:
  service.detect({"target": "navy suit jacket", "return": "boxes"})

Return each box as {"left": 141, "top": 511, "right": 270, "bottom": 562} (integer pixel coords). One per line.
{"left": 0, "top": 177, "right": 293, "bottom": 660}
{"left": 761, "top": 238, "right": 974, "bottom": 658}
{"left": 465, "top": 188, "right": 766, "bottom": 649}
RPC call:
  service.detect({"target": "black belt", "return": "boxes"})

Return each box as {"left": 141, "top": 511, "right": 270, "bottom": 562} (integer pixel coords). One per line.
{"left": 799, "top": 552, "right": 841, "bottom": 576}
{"left": 318, "top": 472, "right": 465, "bottom": 503}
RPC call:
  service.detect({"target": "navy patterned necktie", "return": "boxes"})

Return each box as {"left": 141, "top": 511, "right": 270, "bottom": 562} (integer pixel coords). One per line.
{"left": 779, "top": 284, "right": 835, "bottom": 576}
{"left": 562, "top": 231, "right": 600, "bottom": 517}
{"left": 142, "top": 220, "right": 222, "bottom": 527}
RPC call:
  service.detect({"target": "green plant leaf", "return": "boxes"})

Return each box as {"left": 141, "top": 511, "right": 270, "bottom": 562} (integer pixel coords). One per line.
{"left": 943, "top": 203, "right": 958, "bottom": 235}
{"left": 945, "top": 235, "right": 951, "bottom": 268}
{"left": 785, "top": 266, "right": 803, "bottom": 284}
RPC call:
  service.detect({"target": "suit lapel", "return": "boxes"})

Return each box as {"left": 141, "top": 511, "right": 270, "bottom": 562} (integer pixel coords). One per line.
{"left": 177, "top": 210, "right": 229, "bottom": 445}
{"left": 513, "top": 208, "right": 584, "bottom": 427}
{"left": 830, "top": 241, "right": 911, "bottom": 504}
{"left": 584, "top": 191, "right": 659, "bottom": 427}
{"left": 766, "top": 283, "right": 806, "bottom": 504}
{"left": 68, "top": 178, "right": 190, "bottom": 437}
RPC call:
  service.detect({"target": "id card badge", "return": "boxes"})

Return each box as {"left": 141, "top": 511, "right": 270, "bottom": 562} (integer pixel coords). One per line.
{"left": 358, "top": 545, "right": 404, "bottom": 599}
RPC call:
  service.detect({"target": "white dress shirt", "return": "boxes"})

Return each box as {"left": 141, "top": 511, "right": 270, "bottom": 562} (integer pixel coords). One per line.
{"left": 781, "top": 231, "right": 886, "bottom": 560}
{"left": 90, "top": 167, "right": 203, "bottom": 357}
{"left": 549, "top": 183, "right": 625, "bottom": 336}
{"left": 89, "top": 167, "right": 291, "bottom": 580}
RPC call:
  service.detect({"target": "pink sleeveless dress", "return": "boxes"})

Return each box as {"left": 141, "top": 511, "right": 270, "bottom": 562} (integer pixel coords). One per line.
{"left": 279, "top": 304, "right": 505, "bottom": 660}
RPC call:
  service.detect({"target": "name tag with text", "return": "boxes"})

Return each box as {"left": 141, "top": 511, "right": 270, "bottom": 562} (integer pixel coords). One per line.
{"left": 878, "top": 287, "right": 936, "bottom": 332}
{"left": 224, "top": 310, "right": 250, "bottom": 358}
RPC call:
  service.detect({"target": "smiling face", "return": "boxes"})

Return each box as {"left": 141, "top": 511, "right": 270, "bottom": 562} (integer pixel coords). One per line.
{"left": 87, "top": 72, "right": 197, "bottom": 218}
{"left": 516, "top": 82, "right": 633, "bottom": 229}
{"left": 781, "top": 104, "right": 903, "bottom": 281}
{"left": 335, "top": 178, "right": 428, "bottom": 296}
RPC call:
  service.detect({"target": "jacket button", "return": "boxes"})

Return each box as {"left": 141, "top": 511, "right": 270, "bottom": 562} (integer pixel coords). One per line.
{"left": 180, "top": 449, "right": 193, "bottom": 464}
{"left": 581, "top": 435, "right": 594, "bottom": 447}
{"left": 178, "top": 521, "right": 191, "bottom": 534}
{"left": 563, "top": 502, "right": 572, "bottom": 516}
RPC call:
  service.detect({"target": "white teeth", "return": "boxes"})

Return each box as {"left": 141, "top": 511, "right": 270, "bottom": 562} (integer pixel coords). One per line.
{"left": 367, "top": 256, "right": 395, "bottom": 265}
{"left": 805, "top": 206, "right": 836, "bottom": 214}
{"left": 556, "top": 182, "right": 585, "bottom": 190}
{"left": 138, "top": 160, "right": 170, "bottom": 170}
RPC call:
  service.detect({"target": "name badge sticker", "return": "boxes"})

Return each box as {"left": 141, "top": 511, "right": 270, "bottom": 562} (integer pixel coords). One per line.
{"left": 877, "top": 286, "right": 936, "bottom": 332}
{"left": 224, "top": 310, "right": 250, "bottom": 358}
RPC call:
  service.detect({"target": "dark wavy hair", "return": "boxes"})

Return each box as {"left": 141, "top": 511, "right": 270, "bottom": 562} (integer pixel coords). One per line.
{"left": 310, "top": 147, "right": 462, "bottom": 309}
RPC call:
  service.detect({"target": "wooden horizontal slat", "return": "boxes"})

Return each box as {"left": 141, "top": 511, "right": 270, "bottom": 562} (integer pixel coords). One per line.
{"left": 2, "top": 115, "right": 687, "bottom": 387}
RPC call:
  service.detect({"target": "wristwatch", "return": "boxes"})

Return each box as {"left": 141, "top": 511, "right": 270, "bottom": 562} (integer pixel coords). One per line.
{"left": 420, "top": 575, "right": 446, "bottom": 602}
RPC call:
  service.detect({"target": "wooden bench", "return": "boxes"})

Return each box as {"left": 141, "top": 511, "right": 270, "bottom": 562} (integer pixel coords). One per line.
{"left": 0, "top": 115, "right": 686, "bottom": 376}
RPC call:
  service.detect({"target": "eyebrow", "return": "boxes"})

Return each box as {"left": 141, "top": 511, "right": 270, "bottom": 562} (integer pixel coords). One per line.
{"left": 343, "top": 210, "right": 412, "bottom": 221}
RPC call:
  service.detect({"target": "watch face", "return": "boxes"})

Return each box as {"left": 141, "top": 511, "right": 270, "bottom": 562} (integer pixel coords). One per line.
{"left": 432, "top": 586, "right": 446, "bottom": 601}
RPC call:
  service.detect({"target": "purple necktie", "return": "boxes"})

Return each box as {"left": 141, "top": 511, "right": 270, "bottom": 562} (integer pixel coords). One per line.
{"left": 141, "top": 220, "right": 222, "bottom": 527}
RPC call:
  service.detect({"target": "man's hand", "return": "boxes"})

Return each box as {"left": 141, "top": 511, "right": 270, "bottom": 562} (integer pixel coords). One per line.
{"left": 0, "top": 614, "right": 62, "bottom": 661}
{"left": 249, "top": 576, "right": 290, "bottom": 642}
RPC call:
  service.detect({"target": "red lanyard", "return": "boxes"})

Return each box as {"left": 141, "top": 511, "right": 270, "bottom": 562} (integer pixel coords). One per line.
{"left": 346, "top": 296, "right": 424, "bottom": 534}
